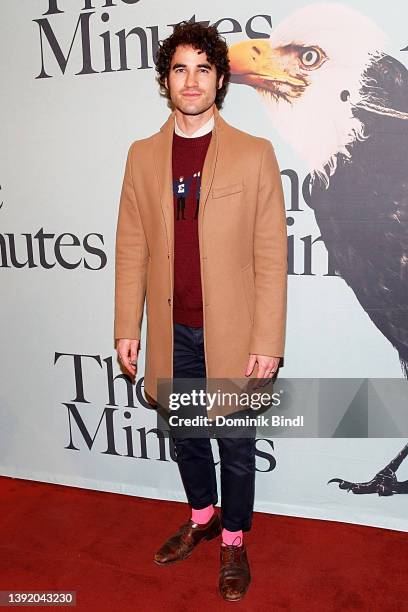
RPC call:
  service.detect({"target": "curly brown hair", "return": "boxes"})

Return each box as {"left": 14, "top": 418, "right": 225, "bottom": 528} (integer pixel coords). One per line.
{"left": 155, "top": 21, "right": 230, "bottom": 110}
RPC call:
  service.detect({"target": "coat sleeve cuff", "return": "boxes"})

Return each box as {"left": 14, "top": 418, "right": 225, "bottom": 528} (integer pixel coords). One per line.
{"left": 248, "top": 335, "right": 285, "bottom": 358}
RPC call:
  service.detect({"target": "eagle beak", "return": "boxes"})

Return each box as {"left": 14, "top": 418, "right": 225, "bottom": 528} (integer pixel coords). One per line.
{"left": 228, "top": 39, "right": 304, "bottom": 92}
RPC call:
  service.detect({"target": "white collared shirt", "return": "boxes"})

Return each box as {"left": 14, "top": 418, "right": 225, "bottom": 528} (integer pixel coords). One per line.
{"left": 174, "top": 114, "right": 214, "bottom": 138}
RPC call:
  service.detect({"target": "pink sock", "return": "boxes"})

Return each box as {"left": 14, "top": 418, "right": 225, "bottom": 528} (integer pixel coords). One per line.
{"left": 191, "top": 504, "right": 214, "bottom": 524}
{"left": 222, "top": 528, "right": 243, "bottom": 547}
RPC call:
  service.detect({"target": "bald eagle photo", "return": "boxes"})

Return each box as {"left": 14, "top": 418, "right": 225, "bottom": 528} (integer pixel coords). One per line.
{"left": 228, "top": 2, "right": 408, "bottom": 495}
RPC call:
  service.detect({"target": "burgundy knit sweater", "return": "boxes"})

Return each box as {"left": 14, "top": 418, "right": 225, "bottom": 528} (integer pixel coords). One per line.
{"left": 172, "top": 131, "right": 212, "bottom": 328}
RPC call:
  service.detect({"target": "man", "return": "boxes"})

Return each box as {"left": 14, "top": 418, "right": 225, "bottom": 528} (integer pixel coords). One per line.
{"left": 114, "top": 22, "right": 287, "bottom": 602}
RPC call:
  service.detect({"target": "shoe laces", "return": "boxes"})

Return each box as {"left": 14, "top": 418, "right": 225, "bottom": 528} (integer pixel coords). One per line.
{"left": 222, "top": 541, "right": 243, "bottom": 564}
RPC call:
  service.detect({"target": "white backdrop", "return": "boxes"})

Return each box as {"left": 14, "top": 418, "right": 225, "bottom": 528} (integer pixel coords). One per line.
{"left": 1, "top": 0, "right": 407, "bottom": 532}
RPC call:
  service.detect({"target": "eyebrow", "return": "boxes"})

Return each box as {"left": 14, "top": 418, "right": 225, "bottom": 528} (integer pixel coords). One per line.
{"left": 172, "top": 63, "right": 213, "bottom": 70}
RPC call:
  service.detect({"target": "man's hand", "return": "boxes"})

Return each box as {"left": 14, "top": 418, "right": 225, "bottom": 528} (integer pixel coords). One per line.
{"left": 116, "top": 338, "right": 140, "bottom": 377}
{"left": 245, "top": 354, "right": 280, "bottom": 387}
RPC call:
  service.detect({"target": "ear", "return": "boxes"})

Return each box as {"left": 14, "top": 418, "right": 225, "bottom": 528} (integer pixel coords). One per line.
{"left": 164, "top": 76, "right": 168, "bottom": 89}
{"left": 217, "top": 74, "right": 224, "bottom": 89}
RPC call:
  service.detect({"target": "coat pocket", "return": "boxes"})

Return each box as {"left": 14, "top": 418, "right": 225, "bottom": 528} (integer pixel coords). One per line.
{"left": 212, "top": 181, "right": 243, "bottom": 199}
{"left": 240, "top": 262, "right": 255, "bottom": 324}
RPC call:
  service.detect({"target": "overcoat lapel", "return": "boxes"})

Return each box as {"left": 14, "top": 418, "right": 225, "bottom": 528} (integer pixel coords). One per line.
{"left": 152, "top": 106, "right": 224, "bottom": 258}
{"left": 199, "top": 111, "right": 219, "bottom": 219}
{"left": 152, "top": 112, "right": 174, "bottom": 256}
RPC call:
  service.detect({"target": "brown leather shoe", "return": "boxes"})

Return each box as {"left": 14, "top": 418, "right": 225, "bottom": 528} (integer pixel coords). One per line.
{"left": 219, "top": 543, "right": 251, "bottom": 601}
{"left": 154, "top": 512, "right": 221, "bottom": 566}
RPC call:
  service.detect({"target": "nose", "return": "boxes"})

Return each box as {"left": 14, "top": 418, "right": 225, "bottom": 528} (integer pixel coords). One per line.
{"left": 185, "top": 70, "right": 198, "bottom": 88}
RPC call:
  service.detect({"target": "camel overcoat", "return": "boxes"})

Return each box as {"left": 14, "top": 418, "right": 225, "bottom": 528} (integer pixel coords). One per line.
{"left": 114, "top": 106, "right": 288, "bottom": 406}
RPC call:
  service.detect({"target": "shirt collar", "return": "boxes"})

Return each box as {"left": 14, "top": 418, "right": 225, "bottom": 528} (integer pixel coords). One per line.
{"left": 174, "top": 114, "right": 214, "bottom": 138}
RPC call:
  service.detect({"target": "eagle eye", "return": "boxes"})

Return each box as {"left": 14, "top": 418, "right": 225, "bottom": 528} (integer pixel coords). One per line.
{"left": 300, "top": 47, "right": 321, "bottom": 68}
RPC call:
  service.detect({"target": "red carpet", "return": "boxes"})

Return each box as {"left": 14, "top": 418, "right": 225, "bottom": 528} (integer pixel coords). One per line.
{"left": 0, "top": 475, "right": 407, "bottom": 611}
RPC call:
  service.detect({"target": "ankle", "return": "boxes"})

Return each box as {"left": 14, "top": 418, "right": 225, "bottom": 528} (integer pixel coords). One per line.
{"left": 222, "top": 528, "right": 243, "bottom": 547}
{"left": 191, "top": 504, "right": 215, "bottom": 525}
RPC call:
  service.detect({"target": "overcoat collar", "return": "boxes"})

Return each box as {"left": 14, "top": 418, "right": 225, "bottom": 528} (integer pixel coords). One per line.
{"left": 153, "top": 106, "right": 226, "bottom": 256}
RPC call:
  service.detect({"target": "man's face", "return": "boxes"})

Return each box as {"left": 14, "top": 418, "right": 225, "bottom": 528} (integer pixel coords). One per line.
{"left": 165, "top": 45, "right": 224, "bottom": 116}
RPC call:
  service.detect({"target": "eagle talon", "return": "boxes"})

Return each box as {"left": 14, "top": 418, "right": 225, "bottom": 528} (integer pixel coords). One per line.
{"left": 328, "top": 467, "right": 408, "bottom": 495}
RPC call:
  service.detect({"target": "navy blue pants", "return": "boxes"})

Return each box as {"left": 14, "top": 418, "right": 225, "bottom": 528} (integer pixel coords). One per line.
{"left": 172, "top": 322, "right": 256, "bottom": 532}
